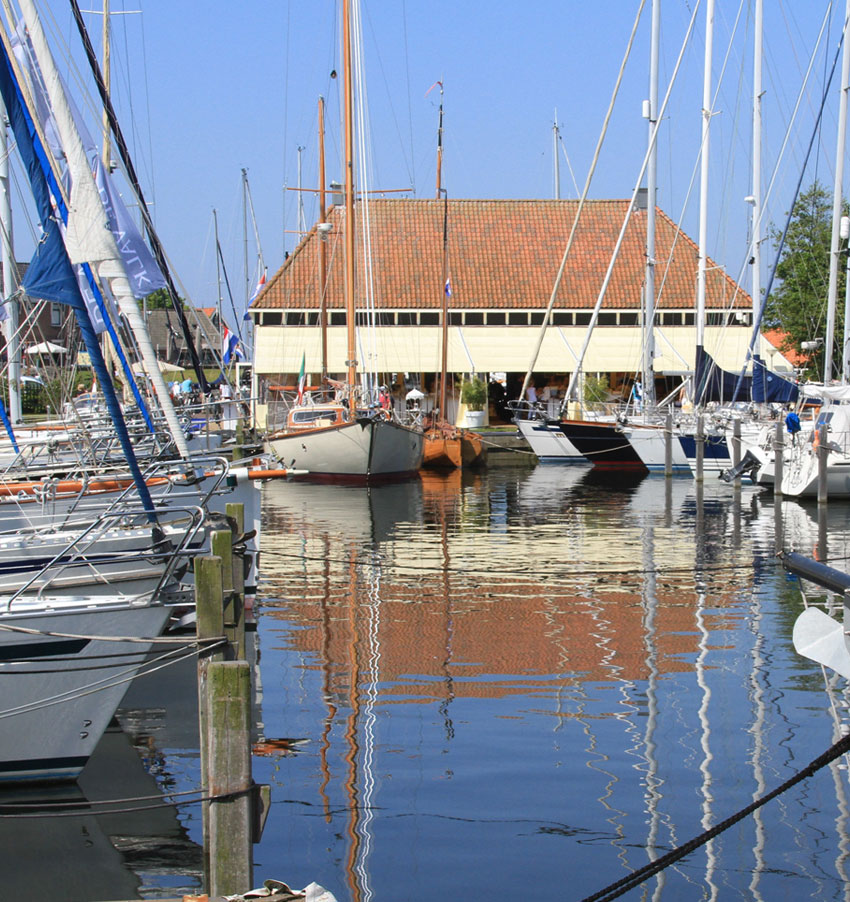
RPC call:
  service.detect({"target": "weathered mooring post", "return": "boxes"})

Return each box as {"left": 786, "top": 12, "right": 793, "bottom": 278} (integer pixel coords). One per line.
{"left": 817, "top": 421, "right": 829, "bottom": 506}
{"left": 695, "top": 414, "right": 705, "bottom": 481}
{"left": 194, "top": 512, "right": 262, "bottom": 898}
{"left": 664, "top": 408, "right": 673, "bottom": 478}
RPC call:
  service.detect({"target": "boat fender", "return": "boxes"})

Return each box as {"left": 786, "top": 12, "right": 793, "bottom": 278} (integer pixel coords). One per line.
{"left": 227, "top": 467, "right": 250, "bottom": 486}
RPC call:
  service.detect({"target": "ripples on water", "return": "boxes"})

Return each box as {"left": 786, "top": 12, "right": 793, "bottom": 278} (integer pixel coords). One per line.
{"left": 8, "top": 464, "right": 850, "bottom": 901}
{"left": 254, "top": 466, "right": 850, "bottom": 902}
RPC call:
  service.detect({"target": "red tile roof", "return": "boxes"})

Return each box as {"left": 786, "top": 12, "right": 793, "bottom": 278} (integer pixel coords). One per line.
{"left": 252, "top": 198, "right": 750, "bottom": 312}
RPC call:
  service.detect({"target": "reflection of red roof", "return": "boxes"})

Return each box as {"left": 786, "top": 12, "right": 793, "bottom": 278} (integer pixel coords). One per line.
{"left": 253, "top": 198, "right": 750, "bottom": 313}
{"left": 762, "top": 329, "right": 805, "bottom": 365}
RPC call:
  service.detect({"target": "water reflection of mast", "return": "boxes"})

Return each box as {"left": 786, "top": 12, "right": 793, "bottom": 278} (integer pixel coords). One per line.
{"left": 318, "top": 531, "right": 336, "bottom": 819}
{"left": 342, "top": 541, "right": 365, "bottom": 902}
{"left": 640, "top": 480, "right": 665, "bottom": 899}
{"left": 694, "top": 482, "right": 719, "bottom": 898}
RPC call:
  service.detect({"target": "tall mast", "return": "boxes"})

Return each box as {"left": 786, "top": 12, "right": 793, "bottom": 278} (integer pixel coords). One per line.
{"left": 0, "top": 93, "right": 19, "bottom": 423}
{"left": 213, "top": 207, "right": 223, "bottom": 332}
{"left": 439, "top": 191, "right": 449, "bottom": 422}
{"left": 751, "top": 0, "right": 763, "bottom": 350}
{"left": 825, "top": 0, "right": 850, "bottom": 383}
{"left": 101, "top": 0, "right": 110, "bottom": 168}
{"left": 553, "top": 111, "right": 560, "bottom": 200}
{"left": 642, "top": 0, "right": 660, "bottom": 410}
{"left": 435, "top": 81, "right": 444, "bottom": 198}
{"left": 318, "top": 95, "right": 329, "bottom": 379}
{"left": 342, "top": 0, "right": 357, "bottom": 397}
{"left": 696, "top": 0, "right": 714, "bottom": 361}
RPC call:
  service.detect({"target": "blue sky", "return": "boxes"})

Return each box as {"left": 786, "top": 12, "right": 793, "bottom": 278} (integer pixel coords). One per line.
{"left": 25, "top": 1, "right": 850, "bottom": 329}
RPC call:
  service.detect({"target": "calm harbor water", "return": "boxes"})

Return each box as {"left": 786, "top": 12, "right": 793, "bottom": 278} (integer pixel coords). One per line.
{"left": 6, "top": 463, "right": 850, "bottom": 901}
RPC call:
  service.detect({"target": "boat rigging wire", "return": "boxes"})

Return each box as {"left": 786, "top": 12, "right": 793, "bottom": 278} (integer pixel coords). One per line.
{"left": 579, "top": 727, "right": 850, "bottom": 901}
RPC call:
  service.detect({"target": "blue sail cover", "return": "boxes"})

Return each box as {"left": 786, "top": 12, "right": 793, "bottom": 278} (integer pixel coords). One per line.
{"left": 694, "top": 346, "right": 753, "bottom": 405}
{"left": 751, "top": 354, "right": 799, "bottom": 404}
{"left": 0, "top": 39, "right": 156, "bottom": 517}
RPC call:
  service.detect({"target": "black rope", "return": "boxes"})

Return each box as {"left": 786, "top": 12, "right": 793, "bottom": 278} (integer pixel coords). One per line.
{"left": 580, "top": 730, "right": 850, "bottom": 901}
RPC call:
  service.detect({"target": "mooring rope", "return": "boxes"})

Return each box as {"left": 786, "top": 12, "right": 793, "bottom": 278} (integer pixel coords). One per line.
{"left": 580, "top": 730, "right": 850, "bottom": 901}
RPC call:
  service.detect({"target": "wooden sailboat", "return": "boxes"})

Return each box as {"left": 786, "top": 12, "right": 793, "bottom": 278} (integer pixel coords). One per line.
{"left": 422, "top": 86, "right": 484, "bottom": 471}
{"left": 266, "top": 3, "right": 423, "bottom": 481}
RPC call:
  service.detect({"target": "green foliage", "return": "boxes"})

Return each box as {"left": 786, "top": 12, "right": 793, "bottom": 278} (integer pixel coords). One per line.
{"left": 765, "top": 180, "right": 845, "bottom": 379}
{"left": 583, "top": 373, "right": 610, "bottom": 405}
{"left": 460, "top": 376, "right": 487, "bottom": 411}
{"left": 143, "top": 288, "right": 184, "bottom": 310}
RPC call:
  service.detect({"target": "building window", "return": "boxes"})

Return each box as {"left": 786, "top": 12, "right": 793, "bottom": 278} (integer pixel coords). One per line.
{"left": 330, "top": 312, "right": 346, "bottom": 326}
{"left": 575, "top": 313, "right": 592, "bottom": 326}
{"left": 661, "top": 312, "right": 682, "bottom": 326}
{"left": 508, "top": 312, "right": 528, "bottom": 325}
{"left": 285, "top": 311, "right": 306, "bottom": 326}
{"left": 552, "top": 312, "right": 573, "bottom": 325}
{"left": 419, "top": 312, "right": 439, "bottom": 326}
{"left": 683, "top": 312, "right": 695, "bottom": 326}
{"left": 50, "top": 303, "right": 62, "bottom": 327}
{"left": 262, "top": 312, "right": 282, "bottom": 326}
{"left": 448, "top": 312, "right": 463, "bottom": 326}
{"left": 465, "top": 312, "right": 484, "bottom": 325}
{"left": 529, "top": 312, "right": 546, "bottom": 326}
{"left": 598, "top": 313, "right": 617, "bottom": 326}
{"left": 706, "top": 312, "right": 724, "bottom": 326}
{"left": 487, "top": 312, "right": 506, "bottom": 325}
{"left": 397, "top": 312, "right": 416, "bottom": 325}
{"left": 619, "top": 312, "right": 639, "bottom": 326}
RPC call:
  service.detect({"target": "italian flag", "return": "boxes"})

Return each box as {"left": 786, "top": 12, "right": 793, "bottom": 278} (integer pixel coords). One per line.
{"left": 296, "top": 353, "right": 306, "bottom": 404}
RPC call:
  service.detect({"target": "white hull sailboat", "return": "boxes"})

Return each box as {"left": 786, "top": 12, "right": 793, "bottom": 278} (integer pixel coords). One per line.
{"left": 268, "top": 407, "right": 422, "bottom": 480}
{"left": 0, "top": 595, "right": 172, "bottom": 783}
{"left": 265, "top": 2, "right": 423, "bottom": 481}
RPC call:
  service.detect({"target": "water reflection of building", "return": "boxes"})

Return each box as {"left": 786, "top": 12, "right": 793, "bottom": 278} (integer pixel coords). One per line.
{"left": 257, "top": 469, "right": 850, "bottom": 899}
{"left": 260, "top": 473, "right": 760, "bottom": 698}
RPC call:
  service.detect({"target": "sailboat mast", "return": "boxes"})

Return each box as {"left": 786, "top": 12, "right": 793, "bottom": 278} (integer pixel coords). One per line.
{"left": 751, "top": 0, "right": 763, "bottom": 338}
{"left": 318, "top": 95, "right": 329, "bottom": 379}
{"left": 696, "top": 0, "right": 714, "bottom": 357}
{"left": 439, "top": 190, "right": 449, "bottom": 420}
{"left": 0, "top": 94, "right": 18, "bottom": 423}
{"left": 101, "top": 0, "right": 110, "bottom": 168}
{"left": 343, "top": 0, "right": 357, "bottom": 398}
{"left": 642, "top": 0, "right": 660, "bottom": 410}
{"left": 825, "top": 0, "right": 850, "bottom": 383}
{"left": 553, "top": 112, "right": 560, "bottom": 200}
{"left": 213, "top": 207, "right": 223, "bottom": 332}
{"left": 435, "top": 81, "right": 444, "bottom": 199}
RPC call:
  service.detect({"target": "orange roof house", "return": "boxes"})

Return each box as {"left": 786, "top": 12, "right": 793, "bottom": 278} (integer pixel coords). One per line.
{"left": 249, "top": 197, "right": 793, "bottom": 390}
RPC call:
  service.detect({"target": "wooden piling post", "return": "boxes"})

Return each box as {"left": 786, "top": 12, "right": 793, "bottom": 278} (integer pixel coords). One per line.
{"left": 773, "top": 420, "right": 784, "bottom": 496}
{"left": 664, "top": 408, "right": 673, "bottom": 478}
{"left": 226, "top": 502, "right": 247, "bottom": 658}
{"left": 695, "top": 414, "right": 705, "bottom": 481}
{"left": 207, "top": 660, "right": 253, "bottom": 897}
{"left": 211, "top": 529, "right": 238, "bottom": 659}
{"left": 194, "top": 554, "right": 225, "bottom": 888}
{"left": 817, "top": 421, "right": 829, "bottom": 505}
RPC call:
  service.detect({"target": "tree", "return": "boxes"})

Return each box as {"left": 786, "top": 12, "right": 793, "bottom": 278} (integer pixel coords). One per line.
{"left": 142, "top": 288, "right": 185, "bottom": 310}
{"left": 765, "top": 180, "right": 845, "bottom": 379}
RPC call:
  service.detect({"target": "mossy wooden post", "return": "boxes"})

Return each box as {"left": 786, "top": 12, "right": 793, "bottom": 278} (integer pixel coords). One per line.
{"left": 211, "top": 529, "right": 236, "bottom": 659}
{"left": 695, "top": 414, "right": 705, "bottom": 481}
{"left": 817, "top": 421, "right": 829, "bottom": 505}
{"left": 773, "top": 420, "right": 784, "bottom": 495}
{"left": 195, "top": 554, "right": 225, "bottom": 889}
{"left": 207, "top": 660, "right": 253, "bottom": 897}
{"left": 226, "top": 502, "right": 246, "bottom": 659}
